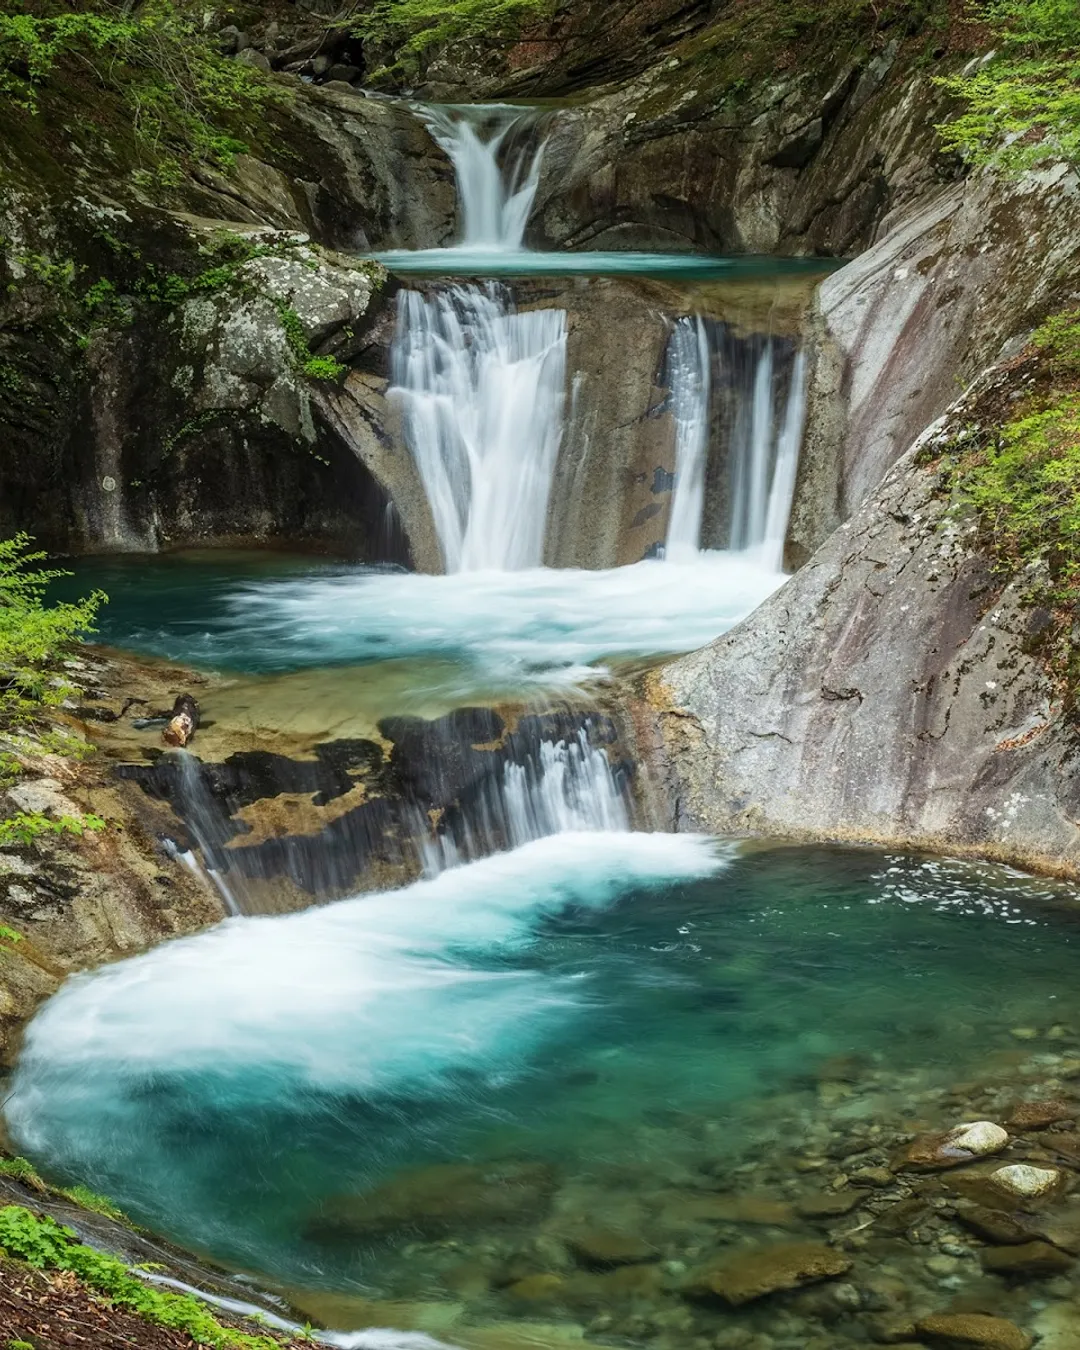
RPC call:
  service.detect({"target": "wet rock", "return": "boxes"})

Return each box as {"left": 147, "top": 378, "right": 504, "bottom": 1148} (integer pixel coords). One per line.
{"left": 657, "top": 1190, "right": 795, "bottom": 1227}
{"left": 682, "top": 1242, "right": 852, "bottom": 1306}
{"left": 988, "top": 1164, "right": 1065, "bottom": 1201}
{"left": 1006, "top": 1100, "right": 1075, "bottom": 1131}
{"left": 914, "top": 1312, "right": 1033, "bottom": 1350}
{"left": 312, "top": 1161, "right": 557, "bottom": 1239}
{"left": 866, "top": 1314, "right": 918, "bottom": 1343}
{"left": 507, "top": 1274, "right": 564, "bottom": 1300}
{"left": 981, "top": 1241, "right": 1074, "bottom": 1278}
{"left": 796, "top": 1191, "right": 863, "bottom": 1219}
{"left": 895, "top": 1123, "right": 1009, "bottom": 1172}
{"left": 1031, "top": 1302, "right": 1080, "bottom": 1350}
{"left": 954, "top": 1204, "right": 1038, "bottom": 1246}
{"left": 851, "top": 1167, "right": 895, "bottom": 1188}
{"left": 566, "top": 1229, "right": 656, "bottom": 1268}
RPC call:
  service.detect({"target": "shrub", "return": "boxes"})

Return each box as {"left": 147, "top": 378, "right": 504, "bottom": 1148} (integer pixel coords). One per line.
{"left": 0, "top": 534, "right": 103, "bottom": 725}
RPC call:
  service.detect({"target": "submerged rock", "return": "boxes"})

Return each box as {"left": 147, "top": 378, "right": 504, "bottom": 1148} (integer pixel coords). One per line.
{"left": 915, "top": 1313, "right": 1033, "bottom": 1350}
{"left": 988, "top": 1164, "right": 1065, "bottom": 1200}
{"left": 566, "top": 1229, "right": 657, "bottom": 1268}
{"left": 980, "top": 1241, "right": 1074, "bottom": 1279}
{"left": 682, "top": 1241, "right": 852, "bottom": 1306}
{"left": 894, "top": 1122, "right": 1009, "bottom": 1172}
{"left": 1006, "top": 1100, "right": 1075, "bottom": 1131}
{"left": 311, "top": 1161, "right": 558, "bottom": 1239}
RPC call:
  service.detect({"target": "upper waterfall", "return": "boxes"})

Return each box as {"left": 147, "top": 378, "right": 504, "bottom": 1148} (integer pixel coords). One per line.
{"left": 420, "top": 104, "right": 546, "bottom": 251}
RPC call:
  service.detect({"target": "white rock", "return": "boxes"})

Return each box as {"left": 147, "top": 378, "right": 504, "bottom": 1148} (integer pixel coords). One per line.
{"left": 943, "top": 1121, "right": 1009, "bottom": 1158}
{"left": 990, "top": 1164, "right": 1062, "bottom": 1199}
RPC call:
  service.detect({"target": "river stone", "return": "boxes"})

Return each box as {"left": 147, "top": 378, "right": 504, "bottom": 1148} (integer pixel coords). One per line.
{"left": 895, "top": 1122, "right": 1009, "bottom": 1172}
{"left": 567, "top": 1229, "right": 656, "bottom": 1267}
{"left": 796, "top": 1190, "right": 863, "bottom": 1219}
{"left": 682, "top": 1241, "right": 852, "bottom": 1305}
{"left": 981, "top": 1241, "right": 1074, "bottom": 1278}
{"left": 915, "top": 1312, "right": 1033, "bottom": 1350}
{"left": 313, "top": 1161, "right": 557, "bottom": 1237}
{"left": 989, "top": 1164, "right": 1064, "bottom": 1201}
{"left": 508, "top": 1274, "right": 564, "bottom": 1300}
{"left": 1031, "top": 1302, "right": 1080, "bottom": 1350}
{"left": 1006, "top": 1100, "right": 1075, "bottom": 1130}
{"left": 954, "top": 1203, "right": 1038, "bottom": 1245}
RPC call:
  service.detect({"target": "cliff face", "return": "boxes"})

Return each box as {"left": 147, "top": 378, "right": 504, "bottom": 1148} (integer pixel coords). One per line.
{"left": 0, "top": 79, "right": 452, "bottom": 557}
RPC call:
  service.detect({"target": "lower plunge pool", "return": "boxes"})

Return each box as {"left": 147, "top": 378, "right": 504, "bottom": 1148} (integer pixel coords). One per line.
{"left": 7, "top": 834, "right": 1080, "bottom": 1349}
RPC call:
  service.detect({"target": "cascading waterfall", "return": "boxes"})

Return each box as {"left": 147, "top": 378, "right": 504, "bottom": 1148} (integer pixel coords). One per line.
{"left": 664, "top": 316, "right": 712, "bottom": 563}
{"left": 390, "top": 285, "right": 567, "bottom": 572}
{"left": 426, "top": 728, "right": 629, "bottom": 872}
{"left": 420, "top": 104, "right": 546, "bottom": 251}
{"left": 664, "top": 319, "right": 809, "bottom": 569}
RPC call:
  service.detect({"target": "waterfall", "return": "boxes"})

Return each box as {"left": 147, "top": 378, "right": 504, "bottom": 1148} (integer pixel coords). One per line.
{"left": 665, "top": 316, "right": 711, "bottom": 563}
{"left": 424, "top": 728, "right": 630, "bottom": 873}
{"left": 171, "top": 752, "right": 243, "bottom": 917}
{"left": 421, "top": 104, "right": 546, "bottom": 251}
{"left": 663, "top": 321, "right": 809, "bottom": 569}
{"left": 390, "top": 284, "right": 567, "bottom": 572}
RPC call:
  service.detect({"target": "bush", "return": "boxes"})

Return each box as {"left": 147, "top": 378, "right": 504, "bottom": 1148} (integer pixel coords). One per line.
{"left": 939, "top": 0, "right": 1080, "bottom": 169}
{"left": 0, "top": 534, "right": 103, "bottom": 725}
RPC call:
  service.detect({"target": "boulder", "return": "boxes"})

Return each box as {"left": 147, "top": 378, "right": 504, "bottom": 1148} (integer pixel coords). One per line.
{"left": 914, "top": 1312, "right": 1033, "bottom": 1350}
{"left": 683, "top": 1242, "right": 852, "bottom": 1306}
{"left": 796, "top": 1191, "right": 863, "bottom": 1219}
{"left": 954, "top": 1203, "right": 1038, "bottom": 1246}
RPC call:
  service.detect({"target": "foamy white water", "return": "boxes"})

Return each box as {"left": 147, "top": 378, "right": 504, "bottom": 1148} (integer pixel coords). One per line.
{"left": 419, "top": 104, "right": 546, "bottom": 250}
{"left": 221, "top": 551, "right": 785, "bottom": 682}
{"left": 390, "top": 286, "right": 567, "bottom": 572}
{"left": 7, "top": 834, "right": 726, "bottom": 1144}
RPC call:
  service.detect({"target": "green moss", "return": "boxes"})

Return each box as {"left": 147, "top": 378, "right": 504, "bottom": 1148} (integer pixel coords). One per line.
{"left": 57, "top": 1185, "right": 127, "bottom": 1223}
{"left": 0, "top": 924, "right": 23, "bottom": 947}
{"left": 357, "top": 0, "right": 554, "bottom": 70}
{"left": 276, "top": 304, "right": 347, "bottom": 382}
{"left": 0, "top": 1205, "right": 295, "bottom": 1349}
{"left": 938, "top": 0, "right": 1080, "bottom": 169}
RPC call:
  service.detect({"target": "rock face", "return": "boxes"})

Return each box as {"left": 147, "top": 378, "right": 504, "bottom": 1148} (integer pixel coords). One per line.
{"left": 789, "top": 165, "right": 1080, "bottom": 565}
{"left": 640, "top": 362, "right": 1080, "bottom": 876}
{"left": 0, "top": 78, "right": 453, "bottom": 557}
{"left": 895, "top": 1122, "right": 1009, "bottom": 1172}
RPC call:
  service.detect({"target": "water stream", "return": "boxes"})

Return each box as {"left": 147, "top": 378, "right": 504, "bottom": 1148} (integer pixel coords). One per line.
{"left": 10, "top": 100, "right": 1073, "bottom": 1350}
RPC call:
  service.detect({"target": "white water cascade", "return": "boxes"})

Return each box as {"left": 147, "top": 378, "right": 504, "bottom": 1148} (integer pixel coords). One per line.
{"left": 421, "top": 103, "right": 547, "bottom": 250}
{"left": 664, "top": 319, "right": 809, "bottom": 570}
{"left": 390, "top": 285, "right": 567, "bottom": 572}
{"left": 426, "top": 728, "right": 630, "bottom": 872}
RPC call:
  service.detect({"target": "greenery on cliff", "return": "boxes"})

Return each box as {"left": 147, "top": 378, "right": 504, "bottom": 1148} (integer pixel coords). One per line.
{"left": 0, "top": 0, "right": 274, "bottom": 172}
{"left": 941, "top": 0, "right": 1080, "bottom": 168}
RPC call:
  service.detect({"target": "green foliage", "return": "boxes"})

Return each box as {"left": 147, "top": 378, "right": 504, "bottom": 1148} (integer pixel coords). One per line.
{"left": 0, "top": 534, "right": 104, "bottom": 725}
{"left": 939, "top": 0, "right": 1080, "bottom": 168}
{"left": 358, "top": 0, "right": 553, "bottom": 65}
{"left": 277, "top": 304, "right": 346, "bottom": 382}
{"left": 0, "top": 1206, "right": 288, "bottom": 1349}
{"left": 0, "top": 924, "right": 23, "bottom": 946}
{"left": 0, "top": 1, "right": 277, "bottom": 169}
{"left": 8, "top": 1339, "right": 36, "bottom": 1349}
{"left": 0, "top": 812, "right": 105, "bottom": 848}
